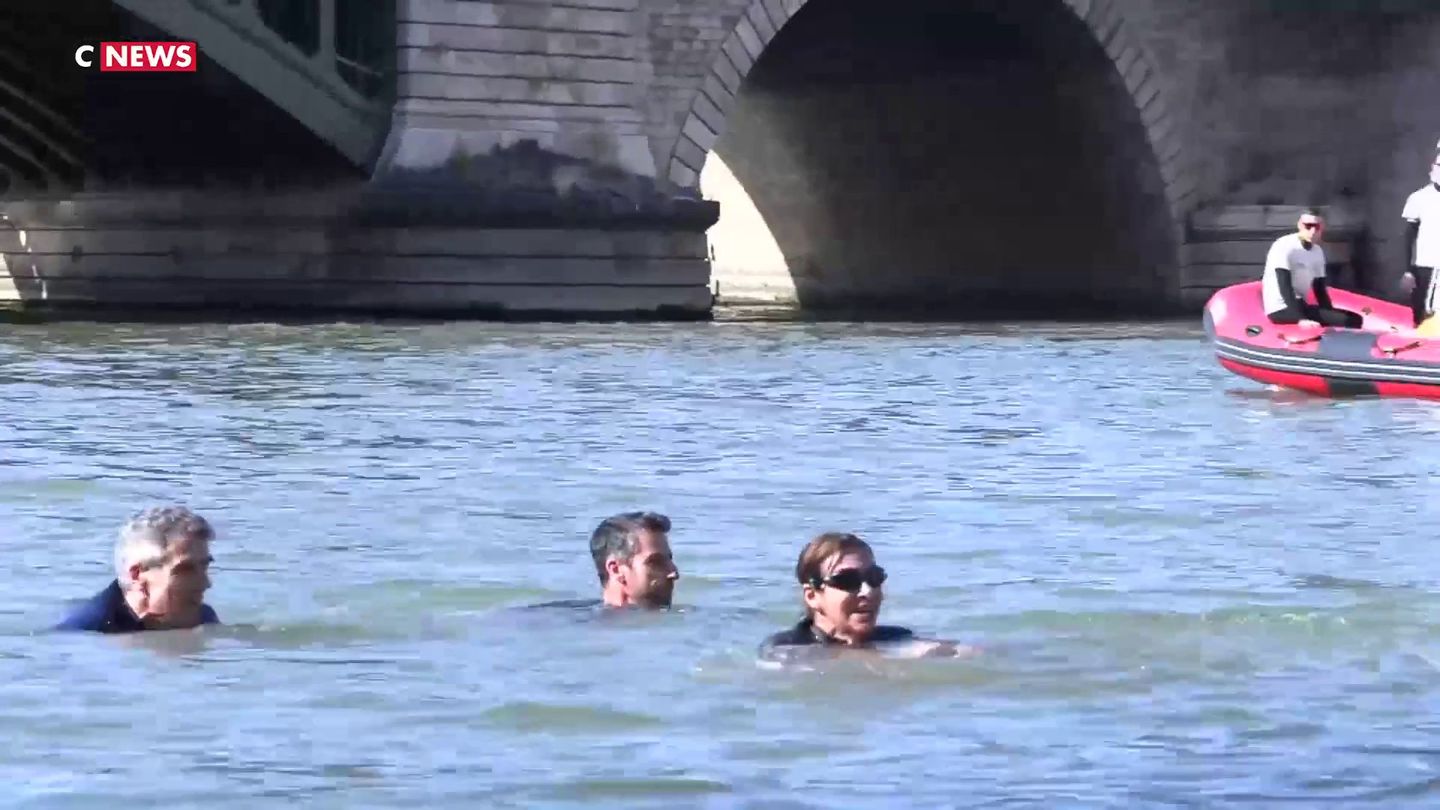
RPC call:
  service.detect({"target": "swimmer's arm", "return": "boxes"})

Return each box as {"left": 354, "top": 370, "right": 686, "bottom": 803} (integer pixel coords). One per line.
{"left": 912, "top": 637, "right": 982, "bottom": 658}
{"left": 877, "top": 627, "right": 980, "bottom": 658}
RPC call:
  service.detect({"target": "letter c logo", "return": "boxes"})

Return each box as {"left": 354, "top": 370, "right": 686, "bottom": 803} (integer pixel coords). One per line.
{"left": 74, "top": 45, "right": 94, "bottom": 68}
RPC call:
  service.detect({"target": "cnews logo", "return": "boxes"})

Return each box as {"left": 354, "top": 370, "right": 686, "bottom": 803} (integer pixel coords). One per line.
{"left": 74, "top": 42, "right": 197, "bottom": 72}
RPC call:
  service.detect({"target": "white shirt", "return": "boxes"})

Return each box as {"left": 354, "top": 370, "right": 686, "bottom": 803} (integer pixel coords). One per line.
{"left": 1402, "top": 183, "right": 1440, "bottom": 268}
{"left": 1262, "top": 233, "right": 1326, "bottom": 315}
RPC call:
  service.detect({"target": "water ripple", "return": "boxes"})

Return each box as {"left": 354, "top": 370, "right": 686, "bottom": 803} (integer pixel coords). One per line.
{"left": 0, "top": 319, "right": 1434, "bottom": 806}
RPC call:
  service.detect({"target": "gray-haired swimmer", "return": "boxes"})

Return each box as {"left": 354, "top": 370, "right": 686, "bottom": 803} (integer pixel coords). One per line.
{"left": 54, "top": 505, "right": 220, "bottom": 634}
{"left": 757, "top": 532, "right": 978, "bottom": 663}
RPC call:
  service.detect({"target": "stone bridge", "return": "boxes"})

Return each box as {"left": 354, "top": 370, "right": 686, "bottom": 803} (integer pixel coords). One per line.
{"left": 1, "top": 0, "right": 1438, "bottom": 318}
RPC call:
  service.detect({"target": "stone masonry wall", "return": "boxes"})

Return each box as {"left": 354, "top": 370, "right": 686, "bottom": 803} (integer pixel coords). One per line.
{"left": 378, "top": 0, "right": 1206, "bottom": 224}
{"left": 1116, "top": 1, "right": 1440, "bottom": 290}
{"left": 656, "top": 0, "right": 1203, "bottom": 226}
{"left": 705, "top": 0, "right": 1178, "bottom": 311}
{"left": 88, "top": 0, "right": 1436, "bottom": 314}
{"left": 641, "top": 0, "right": 1440, "bottom": 303}
{"left": 379, "top": 0, "right": 662, "bottom": 196}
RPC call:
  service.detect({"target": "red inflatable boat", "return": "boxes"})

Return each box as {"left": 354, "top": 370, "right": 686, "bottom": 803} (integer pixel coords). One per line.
{"left": 1203, "top": 281, "right": 1440, "bottom": 399}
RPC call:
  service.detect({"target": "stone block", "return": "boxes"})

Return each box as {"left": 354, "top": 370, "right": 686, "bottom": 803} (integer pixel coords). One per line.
{"left": 398, "top": 49, "right": 640, "bottom": 84}
{"left": 1064, "top": 0, "right": 1093, "bottom": 21}
{"left": 1183, "top": 240, "right": 1352, "bottom": 265}
{"left": 733, "top": 17, "right": 764, "bottom": 62}
{"left": 763, "top": 0, "right": 790, "bottom": 31}
{"left": 397, "top": 23, "right": 637, "bottom": 60}
{"left": 691, "top": 88, "right": 727, "bottom": 135}
{"left": 396, "top": 97, "right": 642, "bottom": 124}
{"left": 1157, "top": 134, "right": 1184, "bottom": 165}
{"left": 669, "top": 162, "right": 699, "bottom": 188}
{"left": 1086, "top": 0, "right": 1115, "bottom": 35}
{"left": 409, "top": 0, "right": 637, "bottom": 12}
{"left": 402, "top": 0, "right": 633, "bottom": 35}
{"left": 1124, "top": 53, "right": 1150, "bottom": 94}
{"left": 1133, "top": 76, "right": 1161, "bottom": 115}
{"left": 0, "top": 211, "right": 717, "bottom": 319}
{"left": 0, "top": 276, "right": 713, "bottom": 318}
{"left": 7, "top": 227, "right": 328, "bottom": 256}
{"left": 701, "top": 74, "right": 736, "bottom": 112}
{"left": 673, "top": 133, "right": 708, "bottom": 173}
{"left": 712, "top": 51, "right": 744, "bottom": 95}
{"left": 1146, "top": 110, "right": 1176, "bottom": 146}
{"left": 1098, "top": 13, "right": 1128, "bottom": 55}
{"left": 1159, "top": 153, "right": 1184, "bottom": 186}
{"left": 681, "top": 114, "right": 719, "bottom": 152}
{"left": 401, "top": 75, "right": 639, "bottom": 108}
{"left": 1190, "top": 205, "right": 1365, "bottom": 232}
{"left": 743, "top": 4, "right": 772, "bottom": 45}
{"left": 1178, "top": 263, "right": 1263, "bottom": 289}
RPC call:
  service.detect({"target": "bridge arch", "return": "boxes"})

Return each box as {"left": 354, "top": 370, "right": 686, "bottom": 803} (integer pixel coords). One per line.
{"left": 670, "top": 0, "right": 1197, "bottom": 312}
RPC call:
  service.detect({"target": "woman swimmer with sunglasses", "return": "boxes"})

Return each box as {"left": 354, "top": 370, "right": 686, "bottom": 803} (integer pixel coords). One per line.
{"left": 759, "top": 532, "right": 977, "bottom": 659}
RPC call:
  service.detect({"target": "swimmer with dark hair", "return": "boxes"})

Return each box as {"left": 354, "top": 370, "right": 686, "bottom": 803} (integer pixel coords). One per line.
{"left": 759, "top": 532, "right": 977, "bottom": 660}
{"left": 524, "top": 510, "right": 680, "bottom": 612}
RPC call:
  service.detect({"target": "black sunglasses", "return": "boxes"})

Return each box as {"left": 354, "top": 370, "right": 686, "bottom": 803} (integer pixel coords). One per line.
{"left": 811, "top": 566, "right": 887, "bottom": 594}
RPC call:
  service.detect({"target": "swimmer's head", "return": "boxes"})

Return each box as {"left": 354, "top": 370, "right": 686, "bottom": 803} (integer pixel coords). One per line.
{"left": 796, "top": 532, "right": 885, "bottom": 645}
{"left": 590, "top": 511, "right": 679, "bottom": 609}
{"left": 114, "top": 505, "right": 215, "bottom": 630}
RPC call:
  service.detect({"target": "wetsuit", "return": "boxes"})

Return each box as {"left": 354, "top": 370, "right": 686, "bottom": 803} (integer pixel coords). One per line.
{"left": 1265, "top": 275, "right": 1361, "bottom": 327}
{"left": 54, "top": 580, "right": 219, "bottom": 633}
{"left": 760, "top": 617, "right": 914, "bottom": 649}
{"left": 516, "top": 598, "right": 606, "bottom": 611}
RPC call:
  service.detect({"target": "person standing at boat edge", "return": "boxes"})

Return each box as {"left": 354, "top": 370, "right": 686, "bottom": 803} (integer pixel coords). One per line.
{"left": 1400, "top": 152, "right": 1440, "bottom": 328}
{"left": 1262, "top": 209, "right": 1363, "bottom": 328}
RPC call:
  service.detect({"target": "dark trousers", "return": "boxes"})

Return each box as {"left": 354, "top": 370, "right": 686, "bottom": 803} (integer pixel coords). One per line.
{"left": 1412, "top": 265, "right": 1435, "bottom": 326}
{"left": 1267, "top": 302, "right": 1363, "bottom": 328}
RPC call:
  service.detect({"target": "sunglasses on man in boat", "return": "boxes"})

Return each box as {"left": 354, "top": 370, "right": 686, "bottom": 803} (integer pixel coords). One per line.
{"left": 809, "top": 566, "right": 887, "bottom": 593}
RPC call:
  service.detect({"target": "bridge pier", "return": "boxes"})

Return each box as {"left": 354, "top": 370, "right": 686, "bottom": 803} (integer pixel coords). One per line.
{"left": 0, "top": 0, "right": 723, "bottom": 321}
{"left": 0, "top": 185, "right": 717, "bottom": 321}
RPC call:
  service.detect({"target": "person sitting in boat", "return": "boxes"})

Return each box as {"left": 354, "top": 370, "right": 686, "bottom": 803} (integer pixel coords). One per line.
{"left": 758, "top": 532, "right": 976, "bottom": 661}
{"left": 1261, "top": 209, "right": 1363, "bottom": 329}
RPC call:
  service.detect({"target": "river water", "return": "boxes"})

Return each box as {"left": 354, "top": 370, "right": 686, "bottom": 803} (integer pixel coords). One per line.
{"left": 2, "top": 316, "right": 1440, "bottom": 807}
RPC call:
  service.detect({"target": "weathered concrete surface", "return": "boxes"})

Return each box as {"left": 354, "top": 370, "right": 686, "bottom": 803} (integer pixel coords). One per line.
{"left": 0, "top": 191, "right": 712, "bottom": 319}
{"left": 378, "top": 0, "right": 662, "bottom": 199}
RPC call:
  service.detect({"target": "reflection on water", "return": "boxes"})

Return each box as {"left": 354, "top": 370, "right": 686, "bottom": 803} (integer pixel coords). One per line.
{"left": 3, "top": 317, "right": 1440, "bottom": 806}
